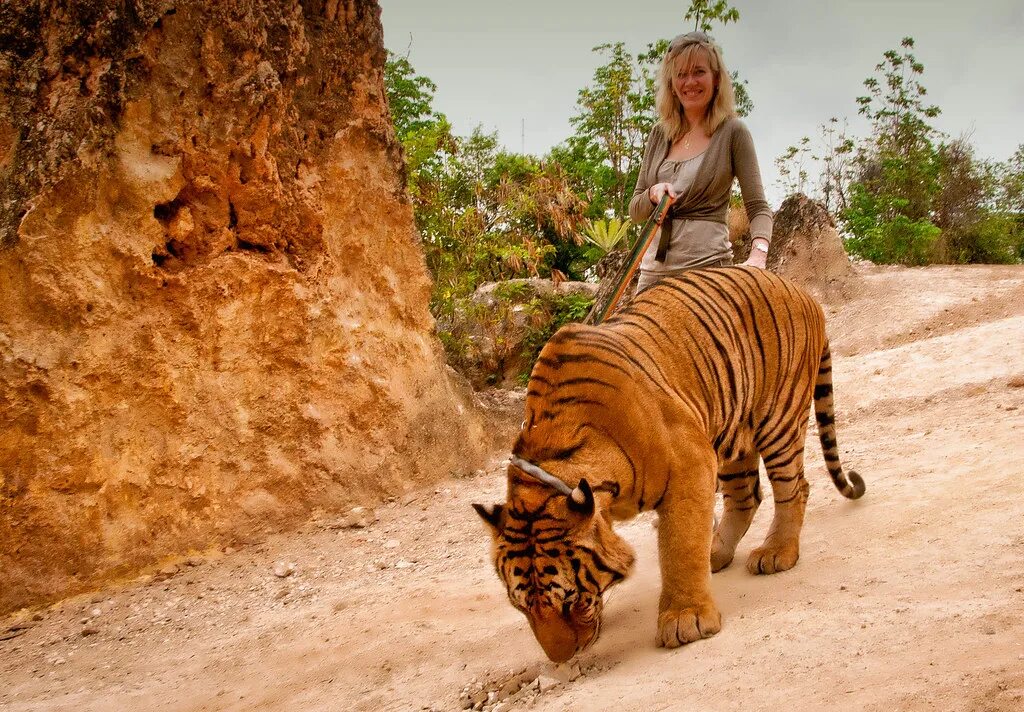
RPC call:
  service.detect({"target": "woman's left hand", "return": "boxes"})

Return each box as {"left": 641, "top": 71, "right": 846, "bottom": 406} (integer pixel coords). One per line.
{"left": 742, "top": 240, "right": 768, "bottom": 269}
{"left": 742, "top": 251, "right": 767, "bottom": 269}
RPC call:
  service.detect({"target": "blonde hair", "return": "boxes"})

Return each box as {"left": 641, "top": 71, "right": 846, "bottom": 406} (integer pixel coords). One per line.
{"left": 655, "top": 38, "right": 736, "bottom": 141}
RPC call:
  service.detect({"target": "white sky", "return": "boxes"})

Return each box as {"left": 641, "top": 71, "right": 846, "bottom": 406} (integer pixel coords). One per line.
{"left": 380, "top": 0, "right": 1024, "bottom": 207}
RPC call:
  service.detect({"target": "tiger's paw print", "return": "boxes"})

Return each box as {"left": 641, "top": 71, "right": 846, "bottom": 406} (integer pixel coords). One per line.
{"left": 656, "top": 601, "right": 721, "bottom": 648}
{"left": 746, "top": 543, "right": 799, "bottom": 575}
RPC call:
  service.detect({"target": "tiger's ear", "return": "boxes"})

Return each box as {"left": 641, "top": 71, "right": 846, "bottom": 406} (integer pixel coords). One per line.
{"left": 472, "top": 503, "right": 505, "bottom": 533}
{"left": 567, "top": 478, "right": 595, "bottom": 516}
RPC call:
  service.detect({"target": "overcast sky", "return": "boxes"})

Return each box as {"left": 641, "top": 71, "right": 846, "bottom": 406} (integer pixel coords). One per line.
{"left": 380, "top": 0, "right": 1024, "bottom": 207}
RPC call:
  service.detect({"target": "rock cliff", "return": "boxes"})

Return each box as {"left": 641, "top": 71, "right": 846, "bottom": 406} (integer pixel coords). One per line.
{"left": 0, "top": 0, "right": 493, "bottom": 614}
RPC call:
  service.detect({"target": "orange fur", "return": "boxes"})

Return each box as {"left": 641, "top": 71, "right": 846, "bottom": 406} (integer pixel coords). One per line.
{"left": 475, "top": 267, "right": 864, "bottom": 658}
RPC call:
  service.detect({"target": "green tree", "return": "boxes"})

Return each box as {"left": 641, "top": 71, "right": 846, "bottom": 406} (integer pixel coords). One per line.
{"left": 568, "top": 42, "right": 656, "bottom": 218}
{"left": 546, "top": 139, "right": 618, "bottom": 221}
{"left": 685, "top": 0, "right": 740, "bottom": 31}
{"left": 841, "top": 37, "right": 942, "bottom": 264}
{"left": 933, "top": 140, "right": 1024, "bottom": 264}
{"left": 410, "top": 126, "right": 590, "bottom": 312}
{"left": 999, "top": 145, "right": 1024, "bottom": 215}
{"left": 384, "top": 50, "right": 445, "bottom": 142}
{"left": 384, "top": 54, "right": 590, "bottom": 316}
{"left": 853, "top": 37, "right": 941, "bottom": 219}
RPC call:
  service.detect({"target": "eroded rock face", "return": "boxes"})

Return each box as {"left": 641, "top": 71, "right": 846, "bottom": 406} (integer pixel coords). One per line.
{"left": 767, "top": 193, "right": 857, "bottom": 300}
{"left": 0, "top": 0, "right": 491, "bottom": 614}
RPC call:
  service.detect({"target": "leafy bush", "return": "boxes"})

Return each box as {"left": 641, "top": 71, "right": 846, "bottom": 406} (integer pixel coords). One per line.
{"left": 842, "top": 183, "right": 940, "bottom": 265}
{"left": 939, "top": 212, "right": 1024, "bottom": 265}
{"left": 581, "top": 217, "right": 632, "bottom": 254}
{"left": 517, "top": 292, "right": 595, "bottom": 385}
{"left": 436, "top": 284, "right": 594, "bottom": 388}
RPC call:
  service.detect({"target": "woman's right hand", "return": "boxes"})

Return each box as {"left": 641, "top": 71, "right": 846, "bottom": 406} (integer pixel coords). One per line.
{"left": 648, "top": 182, "right": 678, "bottom": 205}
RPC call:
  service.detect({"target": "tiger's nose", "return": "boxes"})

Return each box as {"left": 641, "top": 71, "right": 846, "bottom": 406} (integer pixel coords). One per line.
{"left": 528, "top": 603, "right": 578, "bottom": 663}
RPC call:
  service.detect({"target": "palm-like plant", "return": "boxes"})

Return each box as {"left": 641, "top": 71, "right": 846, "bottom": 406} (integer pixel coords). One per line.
{"left": 581, "top": 217, "right": 632, "bottom": 254}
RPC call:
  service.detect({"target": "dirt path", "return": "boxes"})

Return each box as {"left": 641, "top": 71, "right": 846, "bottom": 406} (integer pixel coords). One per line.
{"left": 2, "top": 264, "right": 1023, "bottom": 712}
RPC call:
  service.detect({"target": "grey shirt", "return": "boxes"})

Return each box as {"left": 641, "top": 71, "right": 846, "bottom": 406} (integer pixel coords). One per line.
{"left": 639, "top": 152, "right": 732, "bottom": 276}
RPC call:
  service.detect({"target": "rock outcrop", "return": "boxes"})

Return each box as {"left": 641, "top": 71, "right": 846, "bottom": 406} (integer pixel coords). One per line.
{"left": 0, "top": 0, "right": 493, "bottom": 614}
{"left": 766, "top": 193, "right": 858, "bottom": 300}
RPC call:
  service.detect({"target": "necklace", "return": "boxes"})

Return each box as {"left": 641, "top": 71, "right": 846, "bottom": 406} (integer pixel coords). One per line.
{"left": 680, "top": 122, "right": 703, "bottom": 151}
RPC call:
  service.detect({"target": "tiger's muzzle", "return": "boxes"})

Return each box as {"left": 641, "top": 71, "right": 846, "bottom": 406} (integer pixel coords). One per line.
{"left": 527, "top": 602, "right": 600, "bottom": 663}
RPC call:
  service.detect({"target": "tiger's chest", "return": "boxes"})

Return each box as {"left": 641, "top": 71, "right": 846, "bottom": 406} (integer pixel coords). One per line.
{"left": 609, "top": 498, "right": 642, "bottom": 521}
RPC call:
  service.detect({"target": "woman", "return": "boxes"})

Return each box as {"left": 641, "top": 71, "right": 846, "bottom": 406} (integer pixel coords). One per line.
{"left": 628, "top": 31, "right": 773, "bottom": 292}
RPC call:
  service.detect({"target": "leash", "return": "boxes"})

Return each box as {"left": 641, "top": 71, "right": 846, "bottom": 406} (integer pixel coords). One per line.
{"left": 584, "top": 194, "right": 673, "bottom": 325}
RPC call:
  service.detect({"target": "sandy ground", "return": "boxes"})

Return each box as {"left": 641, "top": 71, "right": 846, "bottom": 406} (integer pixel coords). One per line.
{"left": 2, "top": 263, "right": 1023, "bottom": 712}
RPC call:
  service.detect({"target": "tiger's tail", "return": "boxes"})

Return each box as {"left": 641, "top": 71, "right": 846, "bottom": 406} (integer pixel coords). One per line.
{"left": 813, "top": 341, "right": 866, "bottom": 499}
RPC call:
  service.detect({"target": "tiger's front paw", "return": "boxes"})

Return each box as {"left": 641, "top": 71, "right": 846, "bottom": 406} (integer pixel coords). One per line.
{"left": 746, "top": 542, "right": 799, "bottom": 575}
{"left": 656, "top": 601, "right": 721, "bottom": 648}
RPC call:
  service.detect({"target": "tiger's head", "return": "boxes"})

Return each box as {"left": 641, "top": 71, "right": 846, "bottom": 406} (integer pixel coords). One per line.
{"left": 473, "top": 473, "right": 636, "bottom": 662}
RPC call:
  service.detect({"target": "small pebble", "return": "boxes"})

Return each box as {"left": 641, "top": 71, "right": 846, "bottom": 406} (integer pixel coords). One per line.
{"left": 328, "top": 507, "right": 377, "bottom": 530}
{"left": 537, "top": 675, "right": 562, "bottom": 693}
{"left": 273, "top": 562, "right": 296, "bottom": 578}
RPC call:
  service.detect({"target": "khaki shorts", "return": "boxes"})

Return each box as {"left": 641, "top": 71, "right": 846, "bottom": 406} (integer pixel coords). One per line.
{"left": 636, "top": 258, "right": 733, "bottom": 294}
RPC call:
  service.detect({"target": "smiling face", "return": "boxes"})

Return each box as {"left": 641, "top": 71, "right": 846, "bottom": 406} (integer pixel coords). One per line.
{"left": 671, "top": 47, "right": 718, "bottom": 116}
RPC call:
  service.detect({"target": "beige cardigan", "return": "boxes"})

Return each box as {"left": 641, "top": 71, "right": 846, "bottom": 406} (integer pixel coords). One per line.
{"left": 628, "top": 118, "right": 773, "bottom": 261}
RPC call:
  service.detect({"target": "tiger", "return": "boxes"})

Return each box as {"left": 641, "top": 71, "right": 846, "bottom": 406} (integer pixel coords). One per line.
{"left": 473, "top": 266, "right": 865, "bottom": 663}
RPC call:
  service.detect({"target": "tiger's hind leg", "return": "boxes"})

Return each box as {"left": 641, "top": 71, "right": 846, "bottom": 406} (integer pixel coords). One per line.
{"left": 711, "top": 451, "right": 761, "bottom": 572}
{"left": 748, "top": 420, "right": 811, "bottom": 575}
